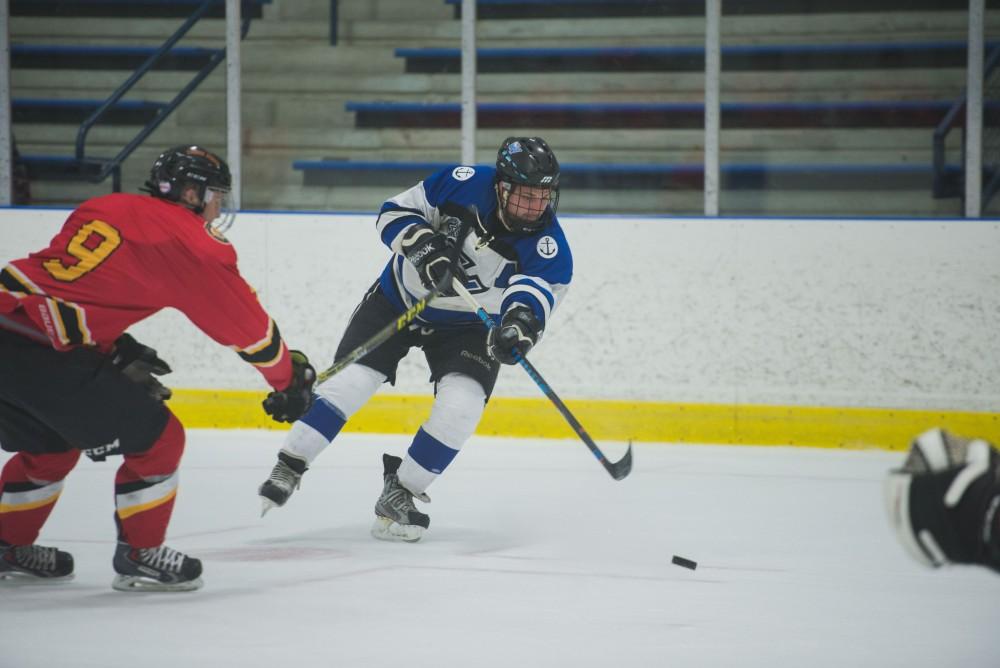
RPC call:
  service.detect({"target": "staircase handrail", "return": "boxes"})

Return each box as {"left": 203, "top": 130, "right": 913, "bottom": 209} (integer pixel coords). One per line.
{"left": 74, "top": 0, "right": 252, "bottom": 184}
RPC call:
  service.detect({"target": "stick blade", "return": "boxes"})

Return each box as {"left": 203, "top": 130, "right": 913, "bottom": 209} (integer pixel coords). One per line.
{"left": 607, "top": 442, "right": 634, "bottom": 480}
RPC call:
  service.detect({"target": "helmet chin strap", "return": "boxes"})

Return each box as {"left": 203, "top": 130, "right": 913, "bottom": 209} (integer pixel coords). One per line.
{"left": 204, "top": 187, "right": 236, "bottom": 234}
{"left": 496, "top": 206, "right": 514, "bottom": 233}
{"left": 179, "top": 184, "right": 208, "bottom": 214}
{"left": 495, "top": 183, "right": 524, "bottom": 233}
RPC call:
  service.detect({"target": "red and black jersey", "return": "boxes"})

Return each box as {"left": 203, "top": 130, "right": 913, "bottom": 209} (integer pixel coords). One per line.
{"left": 0, "top": 193, "right": 293, "bottom": 391}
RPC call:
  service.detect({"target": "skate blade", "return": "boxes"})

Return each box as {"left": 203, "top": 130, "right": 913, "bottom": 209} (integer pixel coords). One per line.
{"left": 371, "top": 516, "right": 424, "bottom": 543}
{"left": 112, "top": 574, "right": 203, "bottom": 592}
{"left": 260, "top": 496, "right": 278, "bottom": 517}
{"left": 0, "top": 571, "right": 75, "bottom": 585}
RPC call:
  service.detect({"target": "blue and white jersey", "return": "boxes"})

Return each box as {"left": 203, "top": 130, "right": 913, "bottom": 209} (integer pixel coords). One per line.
{"left": 375, "top": 165, "right": 572, "bottom": 333}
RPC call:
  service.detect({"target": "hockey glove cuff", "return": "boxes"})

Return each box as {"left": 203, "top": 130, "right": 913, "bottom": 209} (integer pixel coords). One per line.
{"left": 486, "top": 305, "right": 542, "bottom": 365}
{"left": 263, "top": 350, "right": 317, "bottom": 423}
{"left": 438, "top": 201, "right": 485, "bottom": 240}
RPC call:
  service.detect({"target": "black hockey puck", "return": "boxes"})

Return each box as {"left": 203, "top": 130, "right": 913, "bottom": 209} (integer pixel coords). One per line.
{"left": 672, "top": 555, "right": 697, "bottom": 570}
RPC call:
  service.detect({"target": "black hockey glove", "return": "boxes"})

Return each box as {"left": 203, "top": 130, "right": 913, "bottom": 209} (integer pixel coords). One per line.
{"left": 486, "top": 305, "right": 542, "bottom": 365}
{"left": 111, "top": 333, "right": 172, "bottom": 401}
{"left": 438, "top": 201, "right": 486, "bottom": 239}
{"left": 400, "top": 222, "right": 461, "bottom": 292}
{"left": 885, "top": 428, "right": 1000, "bottom": 574}
{"left": 262, "top": 350, "right": 317, "bottom": 423}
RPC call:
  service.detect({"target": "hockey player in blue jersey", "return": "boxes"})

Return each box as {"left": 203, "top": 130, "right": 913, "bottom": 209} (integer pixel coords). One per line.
{"left": 257, "top": 137, "right": 572, "bottom": 542}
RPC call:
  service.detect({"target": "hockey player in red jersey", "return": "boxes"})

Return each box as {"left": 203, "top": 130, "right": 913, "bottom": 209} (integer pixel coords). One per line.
{"left": 0, "top": 146, "right": 316, "bottom": 591}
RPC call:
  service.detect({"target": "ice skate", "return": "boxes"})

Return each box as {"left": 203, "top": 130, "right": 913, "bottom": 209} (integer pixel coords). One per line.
{"left": 112, "top": 541, "right": 203, "bottom": 592}
{"left": 0, "top": 541, "right": 74, "bottom": 583}
{"left": 371, "top": 453, "right": 430, "bottom": 543}
{"left": 258, "top": 451, "right": 308, "bottom": 517}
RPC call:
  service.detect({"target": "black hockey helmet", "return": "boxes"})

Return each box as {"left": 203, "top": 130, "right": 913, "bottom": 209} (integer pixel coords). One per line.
{"left": 143, "top": 145, "right": 232, "bottom": 212}
{"left": 494, "top": 136, "right": 560, "bottom": 234}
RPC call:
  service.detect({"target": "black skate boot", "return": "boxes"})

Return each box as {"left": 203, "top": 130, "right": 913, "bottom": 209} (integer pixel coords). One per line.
{"left": 0, "top": 541, "right": 74, "bottom": 582}
{"left": 258, "top": 451, "right": 309, "bottom": 517}
{"left": 112, "top": 542, "right": 203, "bottom": 592}
{"left": 371, "top": 453, "right": 430, "bottom": 543}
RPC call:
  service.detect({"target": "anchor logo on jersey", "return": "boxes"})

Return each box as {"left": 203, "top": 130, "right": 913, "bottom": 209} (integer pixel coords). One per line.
{"left": 536, "top": 236, "right": 558, "bottom": 259}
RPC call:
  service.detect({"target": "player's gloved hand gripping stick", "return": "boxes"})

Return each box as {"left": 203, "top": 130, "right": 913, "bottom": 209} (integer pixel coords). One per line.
{"left": 450, "top": 278, "right": 633, "bottom": 481}
{"left": 315, "top": 215, "right": 475, "bottom": 385}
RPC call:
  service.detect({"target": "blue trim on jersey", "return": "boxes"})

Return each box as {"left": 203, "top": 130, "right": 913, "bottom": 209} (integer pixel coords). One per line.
{"left": 407, "top": 427, "right": 459, "bottom": 475}
{"left": 372, "top": 163, "right": 573, "bottom": 329}
{"left": 421, "top": 166, "right": 499, "bottom": 220}
{"left": 502, "top": 294, "right": 546, "bottom": 326}
{"left": 379, "top": 218, "right": 412, "bottom": 247}
{"left": 507, "top": 230, "right": 573, "bottom": 286}
{"left": 508, "top": 276, "right": 555, "bottom": 307}
{"left": 300, "top": 398, "right": 347, "bottom": 441}
{"left": 496, "top": 263, "right": 517, "bottom": 288}
{"left": 377, "top": 203, "right": 425, "bottom": 247}
{"left": 379, "top": 258, "right": 408, "bottom": 311}
{"left": 503, "top": 277, "right": 554, "bottom": 326}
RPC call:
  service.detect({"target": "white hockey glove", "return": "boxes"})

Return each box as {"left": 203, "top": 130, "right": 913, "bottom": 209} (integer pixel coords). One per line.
{"left": 884, "top": 428, "right": 1000, "bottom": 573}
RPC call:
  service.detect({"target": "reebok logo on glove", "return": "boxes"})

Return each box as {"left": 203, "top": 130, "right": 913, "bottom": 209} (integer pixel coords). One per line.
{"left": 408, "top": 243, "right": 436, "bottom": 262}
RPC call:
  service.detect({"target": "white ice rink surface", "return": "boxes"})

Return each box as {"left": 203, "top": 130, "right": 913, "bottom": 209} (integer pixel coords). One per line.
{"left": 1, "top": 431, "right": 998, "bottom": 668}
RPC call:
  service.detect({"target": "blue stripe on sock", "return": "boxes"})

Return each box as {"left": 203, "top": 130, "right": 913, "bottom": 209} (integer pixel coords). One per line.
{"left": 300, "top": 397, "right": 347, "bottom": 441}
{"left": 407, "top": 428, "right": 459, "bottom": 475}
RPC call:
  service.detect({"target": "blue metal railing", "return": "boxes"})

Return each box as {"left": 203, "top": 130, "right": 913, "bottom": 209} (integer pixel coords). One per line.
{"left": 932, "top": 45, "right": 1000, "bottom": 205}
{"left": 72, "top": 0, "right": 253, "bottom": 188}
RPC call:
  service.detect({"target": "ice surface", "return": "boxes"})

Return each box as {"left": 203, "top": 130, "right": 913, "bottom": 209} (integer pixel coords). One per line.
{"left": 1, "top": 432, "right": 997, "bottom": 668}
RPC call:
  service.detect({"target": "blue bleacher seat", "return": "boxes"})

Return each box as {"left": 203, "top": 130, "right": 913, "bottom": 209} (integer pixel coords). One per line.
{"left": 292, "top": 159, "right": 952, "bottom": 191}
{"left": 442, "top": 0, "right": 999, "bottom": 20}
{"left": 10, "top": 0, "right": 271, "bottom": 19}
{"left": 344, "top": 101, "right": 972, "bottom": 130}
{"left": 396, "top": 42, "right": 990, "bottom": 74}
{"left": 20, "top": 155, "right": 111, "bottom": 181}
{"left": 12, "top": 45, "right": 220, "bottom": 71}
{"left": 13, "top": 98, "right": 167, "bottom": 125}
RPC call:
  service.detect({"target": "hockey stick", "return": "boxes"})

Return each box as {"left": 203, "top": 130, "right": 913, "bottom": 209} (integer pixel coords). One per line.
{"left": 316, "top": 289, "right": 440, "bottom": 384}
{"left": 451, "top": 279, "right": 633, "bottom": 481}
{"left": 316, "top": 217, "right": 474, "bottom": 385}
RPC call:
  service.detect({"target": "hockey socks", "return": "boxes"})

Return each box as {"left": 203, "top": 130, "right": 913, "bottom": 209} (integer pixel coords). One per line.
{"left": 398, "top": 428, "right": 460, "bottom": 494}
{"left": 259, "top": 398, "right": 348, "bottom": 516}
{"left": 281, "top": 363, "right": 386, "bottom": 463}
{"left": 114, "top": 412, "right": 184, "bottom": 549}
{"left": 0, "top": 450, "right": 80, "bottom": 546}
{"left": 285, "top": 397, "right": 348, "bottom": 462}
{"left": 395, "top": 373, "right": 486, "bottom": 494}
